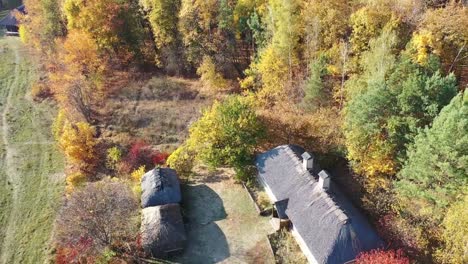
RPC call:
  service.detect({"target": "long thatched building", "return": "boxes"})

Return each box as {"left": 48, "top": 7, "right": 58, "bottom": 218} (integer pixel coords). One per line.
{"left": 256, "top": 145, "right": 383, "bottom": 264}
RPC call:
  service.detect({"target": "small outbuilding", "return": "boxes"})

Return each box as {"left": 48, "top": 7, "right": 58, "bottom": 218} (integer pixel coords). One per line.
{"left": 141, "top": 203, "right": 187, "bottom": 257}
{"left": 141, "top": 167, "right": 182, "bottom": 208}
{"left": 0, "top": 5, "right": 25, "bottom": 36}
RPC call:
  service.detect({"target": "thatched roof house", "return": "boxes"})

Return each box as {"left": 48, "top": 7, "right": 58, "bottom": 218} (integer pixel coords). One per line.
{"left": 141, "top": 168, "right": 182, "bottom": 208}
{"left": 141, "top": 204, "right": 187, "bottom": 257}
{"left": 0, "top": 5, "right": 25, "bottom": 35}
{"left": 256, "top": 145, "right": 383, "bottom": 264}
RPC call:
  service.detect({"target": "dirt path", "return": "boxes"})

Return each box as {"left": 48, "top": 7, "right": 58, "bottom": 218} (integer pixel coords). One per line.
{"left": 0, "top": 39, "right": 21, "bottom": 264}
{"left": 0, "top": 38, "right": 64, "bottom": 264}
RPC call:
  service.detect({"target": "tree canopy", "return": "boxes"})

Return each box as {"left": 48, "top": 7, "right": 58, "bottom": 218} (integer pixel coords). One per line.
{"left": 396, "top": 91, "right": 467, "bottom": 220}
{"left": 167, "top": 95, "right": 264, "bottom": 180}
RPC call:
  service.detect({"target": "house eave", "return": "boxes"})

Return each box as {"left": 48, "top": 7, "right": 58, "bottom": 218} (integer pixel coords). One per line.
{"left": 291, "top": 225, "right": 320, "bottom": 264}
{"left": 257, "top": 173, "right": 278, "bottom": 202}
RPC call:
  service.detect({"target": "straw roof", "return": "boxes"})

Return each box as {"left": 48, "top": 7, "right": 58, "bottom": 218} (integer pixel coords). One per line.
{"left": 141, "top": 168, "right": 182, "bottom": 208}
{"left": 256, "top": 145, "right": 383, "bottom": 264}
{"left": 141, "top": 203, "right": 186, "bottom": 257}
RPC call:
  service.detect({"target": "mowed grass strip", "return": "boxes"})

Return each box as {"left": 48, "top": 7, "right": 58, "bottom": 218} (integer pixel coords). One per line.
{"left": 0, "top": 35, "right": 16, "bottom": 254}
{"left": 0, "top": 37, "right": 65, "bottom": 264}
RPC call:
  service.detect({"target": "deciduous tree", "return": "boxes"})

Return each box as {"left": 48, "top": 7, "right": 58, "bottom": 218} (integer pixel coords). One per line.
{"left": 63, "top": 0, "right": 151, "bottom": 62}
{"left": 139, "top": 0, "right": 183, "bottom": 73}
{"left": 350, "top": 6, "right": 400, "bottom": 57}
{"left": 19, "top": 0, "right": 65, "bottom": 51}
{"left": 55, "top": 179, "right": 139, "bottom": 259}
{"left": 58, "top": 121, "right": 98, "bottom": 173}
{"left": 178, "top": 0, "right": 221, "bottom": 65}
{"left": 258, "top": 0, "right": 301, "bottom": 100}
{"left": 167, "top": 96, "right": 264, "bottom": 181}
{"left": 410, "top": 2, "right": 468, "bottom": 83}
{"left": 436, "top": 194, "right": 468, "bottom": 264}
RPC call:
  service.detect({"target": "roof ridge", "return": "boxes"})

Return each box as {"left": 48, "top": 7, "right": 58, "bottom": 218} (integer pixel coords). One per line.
{"left": 153, "top": 168, "right": 164, "bottom": 191}
{"left": 320, "top": 191, "right": 349, "bottom": 224}
{"left": 283, "top": 145, "right": 349, "bottom": 223}
{"left": 282, "top": 145, "right": 313, "bottom": 179}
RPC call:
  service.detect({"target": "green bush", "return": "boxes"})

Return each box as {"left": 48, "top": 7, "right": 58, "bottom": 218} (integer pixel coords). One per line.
{"left": 106, "top": 146, "right": 122, "bottom": 170}
{"left": 168, "top": 96, "right": 264, "bottom": 181}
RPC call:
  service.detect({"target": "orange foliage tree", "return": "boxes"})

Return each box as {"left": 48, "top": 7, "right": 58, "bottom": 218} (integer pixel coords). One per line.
{"left": 63, "top": 0, "right": 153, "bottom": 63}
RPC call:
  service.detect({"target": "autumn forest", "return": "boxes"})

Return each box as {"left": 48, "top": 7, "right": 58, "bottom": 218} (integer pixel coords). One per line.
{"left": 0, "top": 0, "right": 467, "bottom": 263}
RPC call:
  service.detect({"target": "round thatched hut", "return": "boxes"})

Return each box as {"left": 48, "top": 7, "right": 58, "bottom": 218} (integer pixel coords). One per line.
{"left": 141, "top": 204, "right": 186, "bottom": 257}
{"left": 141, "top": 168, "right": 182, "bottom": 208}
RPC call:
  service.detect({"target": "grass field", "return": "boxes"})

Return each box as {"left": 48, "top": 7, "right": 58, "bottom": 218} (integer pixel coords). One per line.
{"left": 99, "top": 76, "right": 214, "bottom": 153}
{"left": 0, "top": 37, "right": 64, "bottom": 264}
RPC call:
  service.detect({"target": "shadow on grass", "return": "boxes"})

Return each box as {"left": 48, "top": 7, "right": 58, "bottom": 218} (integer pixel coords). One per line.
{"left": 171, "top": 184, "right": 229, "bottom": 263}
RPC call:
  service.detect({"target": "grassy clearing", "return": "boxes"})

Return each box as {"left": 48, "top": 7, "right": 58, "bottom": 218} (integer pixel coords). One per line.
{"left": 0, "top": 37, "right": 64, "bottom": 264}
{"left": 99, "top": 76, "right": 213, "bottom": 152}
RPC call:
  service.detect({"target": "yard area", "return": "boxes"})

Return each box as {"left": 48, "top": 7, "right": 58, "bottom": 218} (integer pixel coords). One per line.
{"left": 0, "top": 37, "right": 64, "bottom": 264}
{"left": 171, "top": 167, "right": 275, "bottom": 264}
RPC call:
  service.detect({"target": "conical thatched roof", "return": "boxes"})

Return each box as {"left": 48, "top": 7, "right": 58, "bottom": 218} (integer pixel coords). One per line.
{"left": 141, "top": 168, "right": 181, "bottom": 208}
{"left": 141, "top": 204, "right": 186, "bottom": 257}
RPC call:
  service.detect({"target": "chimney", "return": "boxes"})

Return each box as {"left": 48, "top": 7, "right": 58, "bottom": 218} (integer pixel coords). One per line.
{"left": 318, "top": 170, "right": 331, "bottom": 191}
{"left": 301, "top": 152, "right": 314, "bottom": 171}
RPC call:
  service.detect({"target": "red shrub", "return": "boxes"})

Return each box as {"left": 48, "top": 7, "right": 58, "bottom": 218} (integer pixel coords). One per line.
{"left": 356, "top": 249, "right": 410, "bottom": 264}
{"left": 153, "top": 152, "right": 170, "bottom": 165}
{"left": 56, "top": 237, "right": 94, "bottom": 264}
{"left": 128, "top": 140, "right": 151, "bottom": 167}
{"left": 376, "top": 213, "right": 427, "bottom": 256}
{"left": 119, "top": 140, "right": 170, "bottom": 174}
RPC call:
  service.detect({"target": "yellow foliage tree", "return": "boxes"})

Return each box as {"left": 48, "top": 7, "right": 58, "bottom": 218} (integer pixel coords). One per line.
{"left": 410, "top": 30, "right": 438, "bottom": 65}
{"left": 63, "top": 0, "right": 150, "bottom": 62}
{"left": 411, "top": 2, "right": 468, "bottom": 76}
{"left": 61, "top": 30, "right": 104, "bottom": 77}
{"left": 256, "top": 46, "right": 289, "bottom": 102}
{"left": 197, "top": 56, "right": 229, "bottom": 92}
{"left": 131, "top": 166, "right": 146, "bottom": 183}
{"left": 436, "top": 193, "right": 468, "bottom": 264}
{"left": 302, "top": 0, "right": 351, "bottom": 54}
{"left": 350, "top": 7, "right": 400, "bottom": 56}
{"left": 19, "top": 0, "right": 64, "bottom": 51}
{"left": 58, "top": 121, "right": 98, "bottom": 173}
{"left": 63, "top": 0, "right": 121, "bottom": 50}
{"left": 65, "top": 171, "right": 87, "bottom": 194}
